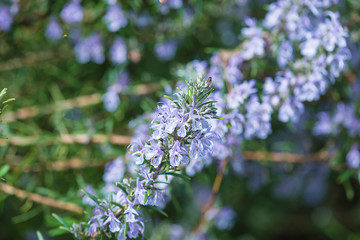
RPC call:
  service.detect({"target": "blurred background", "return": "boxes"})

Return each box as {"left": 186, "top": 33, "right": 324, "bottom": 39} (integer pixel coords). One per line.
{"left": 1, "top": 0, "right": 360, "bottom": 239}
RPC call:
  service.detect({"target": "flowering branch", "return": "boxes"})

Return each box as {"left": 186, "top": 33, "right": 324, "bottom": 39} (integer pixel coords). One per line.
{"left": 69, "top": 77, "right": 219, "bottom": 239}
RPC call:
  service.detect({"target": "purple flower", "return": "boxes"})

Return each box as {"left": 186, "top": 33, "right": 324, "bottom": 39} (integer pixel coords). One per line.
{"left": 278, "top": 97, "right": 304, "bottom": 123}
{"left": 191, "top": 60, "right": 208, "bottom": 78}
{"left": 327, "top": 48, "right": 351, "bottom": 79}
{"left": 110, "top": 38, "right": 127, "bottom": 64}
{"left": 103, "top": 4, "right": 127, "bottom": 32}
{"left": 347, "top": 144, "right": 360, "bottom": 169}
{"left": 74, "top": 33, "right": 105, "bottom": 64}
{"left": 0, "top": 4, "right": 13, "bottom": 32}
{"left": 147, "top": 190, "right": 166, "bottom": 208}
{"left": 154, "top": 40, "right": 177, "bottom": 61}
{"left": 88, "top": 208, "right": 104, "bottom": 235}
{"left": 104, "top": 209, "right": 121, "bottom": 233}
{"left": 103, "top": 157, "right": 125, "bottom": 183}
{"left": 127, "top": 222, "right": 144, "bottom": 239}
{"left": 134, "top": 178, "right": 146, "bottom": 204}
{"left": 226, "top": 80, "right": 257, "bottom": 109}
{"left": 114, "top": 189, "right": 127, "bottom": 206}
{"left": 189, "top": 132, "right": 214, "bottom": 159}
{"left": 45, "top": 18, "right": 63, "bottom": 41}
{"left": 151, "top": 103, "right": 182, "bottom": 139}
{"left": 313, "top": 112, "right": 333, "bottom": 135}
{"left": 300, "top": 37, "right": 320, "bottom": 58}
{"left": 263, "top": 2, "right": 284, "bottom": 29}
{"left": 128, "top": 140, "right": 145, "bottom": 165}
{"left": 124, "top": 200, "right": 139, "bottom": 223}
{"left": 277, "top": 40, "right": 293, "bottom": 67}
{"left": 143, "top": 139, "right": 164, "bottom": 168}
{"left": 320, "top": 11, "right": 347, "bottom": 52}
{"left": 136, "top": 12, "right": 152, "bottom": 27}
{"left": 241, "top": 38, "right": 265, "bottom": 61}
{"left": 225, "top": 54, "right": 243, "bottom": 84}
{"left": 103, "top": 88, "right": 120, "bottom": 112}
{"left": 169, "top": 140, "right": 188, "bottom": 167}
{"left": 138, "top": 166, "right": 155, "bottom": 185}
{"left": 213, "top": 207, "right": 236, "bottom": 230}
{"left": 244, "top": 97, "right": 273, "bottom": 139}
{"left": 241, "top": 18, "right": 265, "bottom": 60}
{"left": 60, "top": 0, "right": 83, "bottom": 24}
{"left": 295, "top": 81, "right": 320, "bottom": 102}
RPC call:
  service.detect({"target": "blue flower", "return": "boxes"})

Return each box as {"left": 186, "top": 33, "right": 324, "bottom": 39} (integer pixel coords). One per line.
{"left": 127, "top": 222, "right": 144, "bottom": 239}
{"left": 154, "top": 40, "right": 178, "bottom": 61}
{"left": 124, "top": 200, "right": 139, "bottom": 223}
{"left": 103, "top": 89, "right": 120, "bottom": 112}
{"left": 110, "top": 38, "right": 127, "bottom": 64}
{"left": 103, "top": 157, "right": 125, "bottom": 183}
{"left": 226, "top": 80, "right": 257, "bottom": 109}
{"left": 147, "top": 190, "right": 166, "bottom": 208}
{"left": 60, "top": 0, "right": 83, "bottom": 24}
{"left": 104, "top": 209, "right": 121, "bottom": 233}
{"left": 88, "top": 208, "right": 104, "bottom": 235}
{"left": 45, "top": 18, "right": 63, "bottom": 41}
{"left": 103, "top": 4, "right": 127, "bottom": 32}
{"left": 347, "top": 144, "right": 360, "bottom": 169}
{"left": 169, "top": 140, "right": 188, "bottom": 167}
{"left": 277, "top": 40, "right": 293, "bottom": 67}
{"left": 278, "top": 97, "right": 304, "bottom": 123}
{"left": 138, "top": 166, "right": 155, "bottom": 185}
{"left": 189, "top": 132, "right": 215, "bottom": 159}
{"left": 134, "top": 178, "right": 146, "bottom": 204}
{"left": 0, "top": 4, "right": 13, "bottom": 31}
{"left": 74, "top": 33, "right": 105, "bottom": 64}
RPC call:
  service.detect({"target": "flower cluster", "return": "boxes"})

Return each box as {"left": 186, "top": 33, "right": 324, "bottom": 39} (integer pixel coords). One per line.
{"left": 77, "top": 77, "right": 218, "bottom": 239}
{"left": 0, "top": 0, "right": 18, "bottom": 32}
{"left": 40, "top": 0, "right": 194, "bottom": 65}
{"left": 170, "top": 0, "right": 350, "bottom": 172}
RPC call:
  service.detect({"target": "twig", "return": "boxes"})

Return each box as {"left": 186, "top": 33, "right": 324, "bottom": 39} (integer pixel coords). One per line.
{"left": 0, "top": 183, "right": 83, "bottom": 214}
{"left": 3, "top": 83, "right": 162, "bottom": 123}
{"left": 193, "top": 157, "right": 229, "bottom": 232}
{"left": 22, "top": 158, "right": 106, "bottom": 172}
{"left": 242, "top": 150, "right": 331, "bottom": 163}
{"left": 0, "top": 133, "right": 132, "bottom": 146}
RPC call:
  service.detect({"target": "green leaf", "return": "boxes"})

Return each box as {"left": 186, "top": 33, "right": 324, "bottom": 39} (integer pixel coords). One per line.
{"left": 337, "top": 170, "right": 354, "bottom": 183}
{"left": 164, "top": 95, "right": 180, "bottom": 108}
{"left": 52, "top": 213, "right": 70, "bottom": 231}
{"left": 115, "top": 182, "right": 129, "bottom": 195}
{"left": 124, "top": 222, "right": 128, "bottom": 237}
{"left": 163, "top": 95, "right": 175, "bottom": 102}
{"left": 143, "top": 193, "right": 148, "bottom": 205}
{"left": 1, "top": 98, "right": 15, "bottom": 105}
{"left": 0, "top": 88, "right": 7, "bottom": 100}
{"left": 110, "top": 201, "right": 124, "bottom": 208}
{"left": 36, "top": 231, "right": 45, "bottom": 240}
{"left": 197, "top": 100, "right": 217, "bottom": 108}
{"left": 81, "top": 189, "right": 102, "bottom": 204}
{"left": 162, "top": 172, "right": 191, "bottom": 181}
{"left": 0, "top": 164, "right": 10, "bottom": 177}
{"left": 141, "top": 205, "right": 168, "bottom": 217}
{"left": 344, "top": 180, "right": 355, "bottom": 200}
